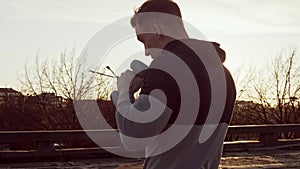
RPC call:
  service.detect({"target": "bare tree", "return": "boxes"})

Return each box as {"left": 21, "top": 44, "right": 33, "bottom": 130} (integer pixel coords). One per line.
{"left": 18, "top": 48, "right": 113, "bottom": 130}
{"left": 233, "top": 66, "right": 256, "bottom": 100}
{"left": 19, "top": 49, "right": 111, "bottom": 100}
{"left": 237, "top": 47, "right": 300, "bottom": 125}
{"left": 270, "top": 48, "right": 300, "bottom": 124}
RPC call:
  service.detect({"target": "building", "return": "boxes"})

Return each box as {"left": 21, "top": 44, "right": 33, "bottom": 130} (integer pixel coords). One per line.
{"left": 36, "top": 93, "right": 63, "bottom": 107}
{"left": 0, "top": 88, "right": 24, "bottom": 106}
{"left": 24, "top": 92, "right": 63, "bottom": 107}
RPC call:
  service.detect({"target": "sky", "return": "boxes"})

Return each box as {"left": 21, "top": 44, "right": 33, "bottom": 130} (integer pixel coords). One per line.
{"left": 0, "top": 0, "right": 299, "bottom": 90}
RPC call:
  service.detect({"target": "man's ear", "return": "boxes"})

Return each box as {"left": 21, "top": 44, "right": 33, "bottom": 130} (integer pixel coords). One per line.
{"left": 151, "top": 21, "right": 164, "bottom": 40}
{"left": 151, "top": 21, "right": 162, "bottom": 35}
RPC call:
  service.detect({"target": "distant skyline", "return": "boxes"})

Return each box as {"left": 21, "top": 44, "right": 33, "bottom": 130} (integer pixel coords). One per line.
{"left": 0, "top": 0, "right": 299, "bottom": 89}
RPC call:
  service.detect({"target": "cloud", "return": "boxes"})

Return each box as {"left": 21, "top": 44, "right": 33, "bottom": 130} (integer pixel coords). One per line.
{"left": 179, "top": 0, "right": 300, "bottom": 33}
{"left": 2, "top": 0, "right": 298, "bottom": 33}
{"left": 0, "top": 0, "right": 139, "bottom": 23}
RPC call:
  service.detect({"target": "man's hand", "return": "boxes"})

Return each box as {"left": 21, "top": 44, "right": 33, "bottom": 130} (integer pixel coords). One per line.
{"left": 129, "top": 76, "right": 144, "bottom": 94}
{"left": 117, "top": 70, "right": 134, "bottom": 93}
{"left": 117, "top": 70, "right": 144, "bottom": 94}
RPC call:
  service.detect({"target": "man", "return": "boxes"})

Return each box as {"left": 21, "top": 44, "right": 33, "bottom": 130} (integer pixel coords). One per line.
{"left": 114, "top": 0, "right": 236, "bottom": 168}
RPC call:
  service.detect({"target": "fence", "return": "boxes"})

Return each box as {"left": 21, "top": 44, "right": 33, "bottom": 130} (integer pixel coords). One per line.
{"left": 1, "top": 124, "right": 300, "bottom": 160}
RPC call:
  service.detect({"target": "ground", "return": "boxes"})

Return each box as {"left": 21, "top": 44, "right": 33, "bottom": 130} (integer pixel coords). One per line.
{"left": 1, "top": 149, "right": 300, "bottom": 169}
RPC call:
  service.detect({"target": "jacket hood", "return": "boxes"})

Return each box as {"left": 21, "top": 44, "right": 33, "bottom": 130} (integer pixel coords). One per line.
{"left": 211, "top": 42, "right": 226, "bottom": 63}
{"left": 164, "top": 39, "right": 227, "bottom": 63}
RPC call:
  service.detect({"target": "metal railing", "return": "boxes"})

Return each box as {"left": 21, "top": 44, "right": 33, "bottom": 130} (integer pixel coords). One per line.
{"left": 1, "top": 124, "right": 300, "bottom": 160}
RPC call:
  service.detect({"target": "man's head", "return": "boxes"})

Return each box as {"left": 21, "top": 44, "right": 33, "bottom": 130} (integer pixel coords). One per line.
{"left": 131, "top": 0, "right": 188, "bottom": 58}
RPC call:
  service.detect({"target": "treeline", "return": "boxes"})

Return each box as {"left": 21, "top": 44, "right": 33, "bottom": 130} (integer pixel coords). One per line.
{"left": 0, "top": 47, "right": 299, "bottom": 131}
{"left": 232, "top": 100, "right": 300, "bottom": 125}
{"left": 1, "top": 48, "right": 115, "bottom": 131}
{"left": 0, "top": 98, "right": 117, "bottom": 131}
{"left": 232, "top": 47, "right": 300, "bottom": 125}
{"left": 1, "top": 98, "right": 299, "bottom": 131}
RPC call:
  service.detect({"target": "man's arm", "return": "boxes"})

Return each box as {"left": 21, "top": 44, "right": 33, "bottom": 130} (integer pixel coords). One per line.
{"left": 115, "top": 70, "right": 173, "bottom": 151}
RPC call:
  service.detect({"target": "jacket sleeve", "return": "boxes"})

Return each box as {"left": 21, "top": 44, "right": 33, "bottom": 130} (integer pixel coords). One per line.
{"left": 115, "top": 91, "right": 173, "bottom": 152}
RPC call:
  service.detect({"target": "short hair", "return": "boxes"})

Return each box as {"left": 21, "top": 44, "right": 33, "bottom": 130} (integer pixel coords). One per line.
{"left": 130, "top": 0, "right": 182, "bottom": 28}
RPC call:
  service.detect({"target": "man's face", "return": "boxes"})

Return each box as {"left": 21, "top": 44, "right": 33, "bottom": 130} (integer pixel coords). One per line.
{"left": 135, "top": 24, "right": 162, "bottom": 59}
